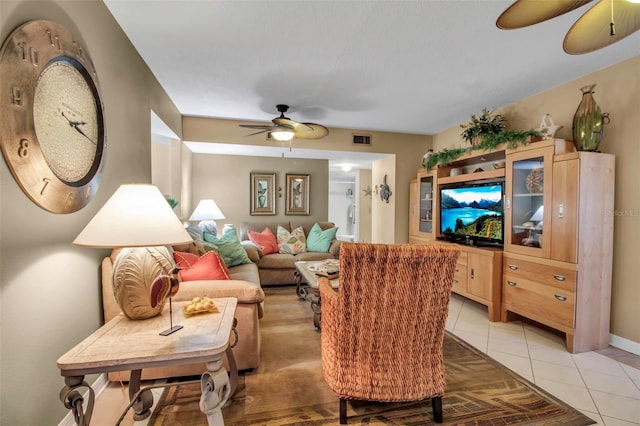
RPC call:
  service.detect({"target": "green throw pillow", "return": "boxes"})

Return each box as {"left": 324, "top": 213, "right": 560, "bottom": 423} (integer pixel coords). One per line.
{"left": 306, "top": 223, "right": 339, "bottom": 253}
{"left": 203, "top": 231, "right": 252, "bottom": 267}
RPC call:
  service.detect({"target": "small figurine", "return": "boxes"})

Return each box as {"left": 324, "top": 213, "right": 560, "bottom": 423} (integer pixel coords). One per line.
{"left": 538, "top": 113, "right": 562, "bottom": 139}
{"left": 379, "top": 175, "right": 392, "bottom": 203}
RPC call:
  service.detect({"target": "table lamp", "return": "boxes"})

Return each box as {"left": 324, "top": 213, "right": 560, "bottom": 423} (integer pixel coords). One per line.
{"left": 189, "top": 199, "right": 225, "bottom": 237}
{"left": 74, "top": 184, "right": 192, "bottom": 322}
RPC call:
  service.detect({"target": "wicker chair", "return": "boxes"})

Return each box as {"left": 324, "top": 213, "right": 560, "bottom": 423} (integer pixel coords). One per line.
{"left": 319, "top": 242, "right": 460, "bottom": 424}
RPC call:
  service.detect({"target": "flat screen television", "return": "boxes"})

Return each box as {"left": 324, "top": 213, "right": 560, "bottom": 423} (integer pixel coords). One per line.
{"left": 440, "top": 180, "right": 504, "bottom": 246}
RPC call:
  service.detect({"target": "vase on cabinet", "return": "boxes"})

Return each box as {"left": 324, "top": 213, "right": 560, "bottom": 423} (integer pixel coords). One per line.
{"left": 572, "top": 84, "right": 609, "bottom": 152}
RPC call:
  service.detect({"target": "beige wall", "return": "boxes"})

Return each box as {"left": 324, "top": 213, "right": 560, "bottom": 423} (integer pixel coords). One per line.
{"left": 433, "top": 56, "right": 640, "bottom": 347}
{"left": 183, "top": 116, "right": 432, "bottom": 243}
{"left": 358, "top": 169, "right": 373, "bottom": 242}
{"left": 0, "top": 1, "right": 182, "bottom": 424}
{"left": 189, "top": 154, "right": 329, "bottom": 228}
{"left": 371, "top": 155, "right": 397, "bottom": 243}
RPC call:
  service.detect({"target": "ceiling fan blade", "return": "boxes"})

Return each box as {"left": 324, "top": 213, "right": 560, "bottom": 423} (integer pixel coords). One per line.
{"left": 294, "top": 123, "right": 330, "bottom": 139}
{"left": 239, "top": 124, "right": 276, "bottom": 130}
{"left": 273, "top": 117, "right": 313, "bottom": 133}
{"left": 243, "top": 128, "right": 271, "bottom": 138}
{"left": 496, "top": 0, "right": 592, "bottom": 29}
{"left": 564, "top": 0, "right": 640, "bottom": 54}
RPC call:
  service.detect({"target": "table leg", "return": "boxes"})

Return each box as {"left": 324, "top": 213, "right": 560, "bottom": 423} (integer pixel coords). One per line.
{"left": 310, "top": 288, "right": 322, "bottom": 330}
{"left": 129, "top": 369, "right": 154, "bottom": 420}
{"left": 294, "top": 270, "right": 309, "bottom": 300}
{"left": 199, "top": 356, "right": 231, "bottom": 426}
{"left": 59, "top": 376, "right": 94, "bottom": 426}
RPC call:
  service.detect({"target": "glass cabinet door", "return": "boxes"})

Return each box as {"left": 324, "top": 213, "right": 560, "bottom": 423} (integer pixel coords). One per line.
{"left": 505, "top": 146, "right": 552, "bottom": 258}
{"left": 419, "top": 174, "right": 434, "bottom": 234}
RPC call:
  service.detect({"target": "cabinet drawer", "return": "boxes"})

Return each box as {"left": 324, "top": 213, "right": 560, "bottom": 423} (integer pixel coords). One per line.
{"left": 452, "top": 267, "right": 467, "bottom": 292}
{"left": 503, "top": 258, "right": 575, "bottom": 292}
{"left": 503, "top": 276, "right": 575, "bottom": 328}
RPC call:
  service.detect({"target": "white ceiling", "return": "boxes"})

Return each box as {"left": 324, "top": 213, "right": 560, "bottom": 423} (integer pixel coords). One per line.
{"left": 106, "top": 0, "right": 639, "bottom": 170}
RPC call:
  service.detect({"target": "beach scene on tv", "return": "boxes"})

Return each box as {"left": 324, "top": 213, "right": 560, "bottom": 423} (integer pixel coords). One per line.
{"left": 440, "top": 184, "right": 503, "bottom": 241}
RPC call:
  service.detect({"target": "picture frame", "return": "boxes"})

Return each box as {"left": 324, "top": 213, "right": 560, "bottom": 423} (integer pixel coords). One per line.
{"left": 285, "top": 174, "right": 310, "bottom": 215}
{"left": 250, "top": 172, "right": 276, "bottom": 215}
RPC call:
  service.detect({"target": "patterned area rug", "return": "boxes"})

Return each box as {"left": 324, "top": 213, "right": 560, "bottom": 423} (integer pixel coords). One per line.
{"left": 148, "top": 287, "right": 595, "bottom": 426}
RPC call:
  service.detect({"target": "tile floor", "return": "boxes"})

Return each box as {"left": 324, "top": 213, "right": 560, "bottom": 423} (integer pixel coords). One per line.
{"left": 446, "top": 294, "right": 640, "bottom": 426}
{"left": 90, "top": 292, "right": 640, "bottom": 425}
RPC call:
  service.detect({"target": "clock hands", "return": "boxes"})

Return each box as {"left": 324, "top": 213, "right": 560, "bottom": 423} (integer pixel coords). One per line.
{"left": 61, "top": 112, "right": 96, "bottom": 145}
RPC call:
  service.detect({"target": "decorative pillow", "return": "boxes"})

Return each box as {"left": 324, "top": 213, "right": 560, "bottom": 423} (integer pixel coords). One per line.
{"left": 203, "top": 230, "right": 252, "bottom": 267}
{"left": 173, "top": 251, "right": 231, "bottom": 281}
{"left": 248, "top": 227, "right": 279, "bottom": 255}
{"left": 173, "top": 250, "right": 198, "bottom": 268}
{"left": 277, "top": 225, "right": 307, "bottom": 255}
{"left": 306, "top": 223, "right": 339, "bottom": 253}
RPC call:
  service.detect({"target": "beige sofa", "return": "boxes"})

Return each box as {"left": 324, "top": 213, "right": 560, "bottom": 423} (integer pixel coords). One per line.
{"left": 239, "top": 221, "right": 340, "bottom": 286}
{"left": 101, "top": 243, "right": 265, "bottom": 381}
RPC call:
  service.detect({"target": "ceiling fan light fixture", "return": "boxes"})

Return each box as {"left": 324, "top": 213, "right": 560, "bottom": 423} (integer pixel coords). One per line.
{"left": 270, "top": 127, "right": 295, "bottom": 142}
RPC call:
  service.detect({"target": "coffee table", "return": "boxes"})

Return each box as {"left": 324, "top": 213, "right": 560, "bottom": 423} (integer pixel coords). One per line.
{"left": 294, "top": 260, "right": 339, "bottom": 330}
{"left": 57, "top": 297, "right": 238, "bottom": 425}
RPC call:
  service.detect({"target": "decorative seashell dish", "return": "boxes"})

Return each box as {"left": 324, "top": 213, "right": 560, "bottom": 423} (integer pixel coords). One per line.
{"left": 183, "top": 296, "right": 219, "bottom": 316}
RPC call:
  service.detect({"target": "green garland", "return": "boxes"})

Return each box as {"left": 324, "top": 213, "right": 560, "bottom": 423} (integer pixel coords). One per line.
{"left": 425, "top": 129, "right": 541, "bottom": 170}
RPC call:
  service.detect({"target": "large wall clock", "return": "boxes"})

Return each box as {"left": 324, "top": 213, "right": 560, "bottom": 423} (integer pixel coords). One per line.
{"left": 0, "top": 20, "right": 106, "bottom": 214}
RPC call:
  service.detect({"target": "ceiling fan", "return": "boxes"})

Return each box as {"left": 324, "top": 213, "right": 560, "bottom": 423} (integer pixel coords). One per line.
{"left": 496, "top": 0, "right": 640, "bottom": 54}
{"left": 239, "top": 104, "right": 329, "bottom": 142}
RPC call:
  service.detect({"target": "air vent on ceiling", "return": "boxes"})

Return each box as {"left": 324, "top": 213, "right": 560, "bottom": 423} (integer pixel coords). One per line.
{"left": 352, "top": 134, "right": 371, "bottom": 145}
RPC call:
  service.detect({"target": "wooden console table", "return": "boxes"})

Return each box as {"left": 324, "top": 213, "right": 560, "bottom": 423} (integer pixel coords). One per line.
{"left": 57, "top": 297, "right": 237, "bottom": 425}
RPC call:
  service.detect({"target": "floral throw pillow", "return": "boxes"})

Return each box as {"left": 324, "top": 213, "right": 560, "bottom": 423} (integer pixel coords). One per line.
{"left": 277, "top": 225, "right": 307, "bottom": 255}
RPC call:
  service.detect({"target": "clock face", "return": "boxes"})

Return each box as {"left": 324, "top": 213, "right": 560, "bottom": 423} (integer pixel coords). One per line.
{"left": 0, "top": 20, "right": 105, "bottom": 214}
{"left": 34, "top": 58, "right": 99, "bottom": 183}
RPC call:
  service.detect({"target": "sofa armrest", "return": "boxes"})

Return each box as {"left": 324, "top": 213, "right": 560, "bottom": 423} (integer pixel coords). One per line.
{"left": 329, "top": 239, "right": 342, "bottom": 257}
{"left": 174, "top": 280, "right": 265, "bottom": 305}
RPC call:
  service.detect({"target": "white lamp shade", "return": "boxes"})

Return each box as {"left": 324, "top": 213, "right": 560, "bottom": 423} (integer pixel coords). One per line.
{"left": 189, "top": 199, "right": 225, "bottom": 221}
{"left": 530, "top": 205, "right": 544, "bottom": 222}
{"left": 73, "top": 184, "right": 193, "bottom": 247}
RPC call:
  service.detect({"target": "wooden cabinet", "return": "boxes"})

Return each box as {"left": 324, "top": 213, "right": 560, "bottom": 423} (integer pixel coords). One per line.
{"left": 502, "top": 146, "right": 615, "bottom": 353}
{"left": 451, "top": 245, "right": 503, "bottom": 322}
{"left": 409, "top": 169, "right": 437, "bottom": 243}
{"left": 408, "top": 140, "right": 614, "bottom": 352}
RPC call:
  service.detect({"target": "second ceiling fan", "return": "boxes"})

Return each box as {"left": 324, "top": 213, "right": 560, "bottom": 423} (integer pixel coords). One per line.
{"left": 239, "top": 104, "right": 329, "bottom": 142}
{"left": 496, "top": 0, "right": 640, "bottom": 54}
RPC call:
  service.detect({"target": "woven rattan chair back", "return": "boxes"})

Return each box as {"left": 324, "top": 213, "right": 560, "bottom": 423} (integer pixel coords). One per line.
{"left": 319, "top": 242, "right": 460, "bottom": 424}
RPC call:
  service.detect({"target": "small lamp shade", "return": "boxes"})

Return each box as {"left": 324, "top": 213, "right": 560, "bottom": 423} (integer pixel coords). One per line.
{"left": 189, "top": 199, "right": 225, "bottom": 236}
{"left": 530, "top": 205, "right": 544, "bottom": 222}
{"left": 188, "top": 199, "right": 225, "bottom": 221}
{"left": 73, "top": 184, "right": 192, "bottom": 247}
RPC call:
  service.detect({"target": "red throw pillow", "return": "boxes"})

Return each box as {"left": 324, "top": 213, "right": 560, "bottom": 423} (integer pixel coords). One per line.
{"left": 248, "top": 227, "right": 278, "bottom": 255}
{"left": 173, "top": 251, "right": 231, "bottom": 281}
{"left": 173, "top": 251, "right": 198, "bottom": 268}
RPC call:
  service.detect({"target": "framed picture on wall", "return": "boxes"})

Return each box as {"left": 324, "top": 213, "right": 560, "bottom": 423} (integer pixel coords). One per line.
{"left": 250, "top": 172, "right": 276, "bottom": 215}
{"left": 285, "top": 174, "right": 310, "bottom": 215}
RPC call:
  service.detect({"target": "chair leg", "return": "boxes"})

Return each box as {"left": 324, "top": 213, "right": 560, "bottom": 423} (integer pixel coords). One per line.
{"left": 432, "top": 396, "right": 443, "bottom": 423}
{"left": 339, "top": 398, "right": 347, "bottom": 424}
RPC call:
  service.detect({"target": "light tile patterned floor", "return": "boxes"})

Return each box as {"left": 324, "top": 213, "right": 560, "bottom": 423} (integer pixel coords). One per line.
{"left": 447, "top": 293, "right": 640, "bottom": 425}
{"left": 92, "top": 292, "right": 640, "bottom": 425}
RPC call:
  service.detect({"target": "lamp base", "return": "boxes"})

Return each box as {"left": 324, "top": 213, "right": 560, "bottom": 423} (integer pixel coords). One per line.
{"left": 159, "top": 325, "right": 183, "bottom": 336}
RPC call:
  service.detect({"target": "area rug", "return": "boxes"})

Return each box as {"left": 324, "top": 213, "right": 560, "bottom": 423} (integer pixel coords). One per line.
{"left": 148, "top": 287, "right": 594, "bottom": 426}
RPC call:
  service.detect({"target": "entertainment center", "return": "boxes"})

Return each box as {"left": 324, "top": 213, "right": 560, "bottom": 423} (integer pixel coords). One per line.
{"left": 409, "top": 138, "right": 615, "bottom": 353}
